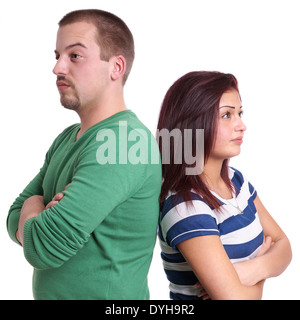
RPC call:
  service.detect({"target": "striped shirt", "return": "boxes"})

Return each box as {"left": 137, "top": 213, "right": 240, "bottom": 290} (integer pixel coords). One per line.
{"left": 158, "top": 167, "right": 264, "bottom": 300}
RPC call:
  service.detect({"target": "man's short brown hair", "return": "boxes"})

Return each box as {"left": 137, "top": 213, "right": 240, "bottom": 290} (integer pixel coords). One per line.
{"left": 59, "top": 9, "right": 135, "bottom": 85}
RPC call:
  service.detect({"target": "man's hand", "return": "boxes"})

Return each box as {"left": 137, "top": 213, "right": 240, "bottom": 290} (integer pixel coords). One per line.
{"left": 17, "top": 195, "right": 45, "bottom": 245}
{"left": 16, "top": 185, "right": 70, "bottom": 245}
{"left": 45, "top": 192, "right": 65, "bottom": 209}
{"left": 45, "top": 184, "right": 69, "bottom": 209}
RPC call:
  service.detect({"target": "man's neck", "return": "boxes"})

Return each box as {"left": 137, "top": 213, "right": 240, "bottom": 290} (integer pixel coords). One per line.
{"left": 75, "top": 96, "right": 127, "bottom": 140}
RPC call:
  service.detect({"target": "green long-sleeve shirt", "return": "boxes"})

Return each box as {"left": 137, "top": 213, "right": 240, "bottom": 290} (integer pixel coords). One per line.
{"left": 7, "top": 110, "right": 161, "bottom": 300}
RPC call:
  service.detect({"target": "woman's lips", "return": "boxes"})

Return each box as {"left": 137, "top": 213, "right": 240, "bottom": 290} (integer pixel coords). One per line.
{"left": 231, "top": 137, "right": 243, "bottom": 144}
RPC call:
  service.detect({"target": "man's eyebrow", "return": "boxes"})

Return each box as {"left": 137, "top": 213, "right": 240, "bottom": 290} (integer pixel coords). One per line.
{"left": 54, "top": 42, "right": 88, "bottom": 54}
{"left": 66, "top": 42, "right": 88, "bottom": 50}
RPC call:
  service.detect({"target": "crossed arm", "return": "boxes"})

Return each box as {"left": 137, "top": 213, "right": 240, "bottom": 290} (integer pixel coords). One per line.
{"left": 18, "top": 191, "right": 291, "bottom": 299}
{"left": 16, "top": 191, "right": 66, "bottom": 246}
{"left": 177, "top": 196, "right": 292, "bottom": 300}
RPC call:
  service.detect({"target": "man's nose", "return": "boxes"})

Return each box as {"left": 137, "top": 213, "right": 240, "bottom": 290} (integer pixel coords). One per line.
{"left": 53, "top": 57, "right": 68, "bottom": 76}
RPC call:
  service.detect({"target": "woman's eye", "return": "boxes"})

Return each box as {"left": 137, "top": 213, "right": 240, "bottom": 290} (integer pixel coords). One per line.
{"left": 221, "top": 110, "right": 244, "bottom": 119}
{"left": 222, "top": 112, "right": 230, "bottom": 119}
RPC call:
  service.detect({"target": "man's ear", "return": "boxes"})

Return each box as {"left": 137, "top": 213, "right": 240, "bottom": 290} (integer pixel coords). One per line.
{"left": 110, "top": 55, "right": 126, "bottom": 81}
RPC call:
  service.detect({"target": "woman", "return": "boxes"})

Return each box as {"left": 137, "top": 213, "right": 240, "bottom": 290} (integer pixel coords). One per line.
{"left": 157, "top": 71, "right": 292, "bottom": 300}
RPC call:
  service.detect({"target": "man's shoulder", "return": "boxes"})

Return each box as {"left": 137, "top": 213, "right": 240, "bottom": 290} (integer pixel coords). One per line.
{"left": 47, "top": 124, "right": 80, "bottom": 153}
{"left": 100, "top": 110, "right": 152, "bottom": 134}
{"left": 59, "top": 123, "right": 80, "bottom": 137}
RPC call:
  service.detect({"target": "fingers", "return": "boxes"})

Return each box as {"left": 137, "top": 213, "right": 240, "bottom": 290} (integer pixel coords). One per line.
{"left": 197, "top": 289, "right": 210, "bottom": 300}
{"left": 64, "top": 183, "right": 71, "bottom": 190}
{"left": 45, "top": 200, "right": 59, "bottom": 210}
{"left": 194, "top": 282, "right": 210, "bottom": 300}
{"left": 52, "top": 192, "right": 65, "bottom": 202}
{"left": 45, "top": 191, "right": 66, "bottom": 209}
{"left": 45, "top": 184, "right": 70, "bottom": 210}
{"left": 264, "top": 236, "right": 273, "bottom": 247}
{"left": 257, "top": 235, "right": 274, "bottom": 257}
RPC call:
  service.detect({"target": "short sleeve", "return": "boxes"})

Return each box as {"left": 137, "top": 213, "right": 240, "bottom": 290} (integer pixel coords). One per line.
{"left": 230, "top": 167, "right": 257, "bottom": 202}
{"left": 248, "top": 181, "right": 257, "bottom": 201}
{"left": 160, "top": 193, "right": 219, "bottom": 251}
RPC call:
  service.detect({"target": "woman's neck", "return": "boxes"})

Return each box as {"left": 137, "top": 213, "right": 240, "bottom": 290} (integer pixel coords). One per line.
{"left": 202, "top": 157, "right": 233, "bottom": 199}
{"left": 202, "top": 157, "right": 223, "bottom": 184}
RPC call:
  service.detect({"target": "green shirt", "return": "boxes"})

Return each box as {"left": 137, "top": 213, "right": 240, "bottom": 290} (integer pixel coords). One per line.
{"left": 7, "top": 110, "right": 161, "bottom": 300}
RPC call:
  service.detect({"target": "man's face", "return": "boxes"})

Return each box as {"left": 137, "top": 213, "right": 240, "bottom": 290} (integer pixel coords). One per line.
{"left": 53, "top": 22, "right": 110, "bottom": 111}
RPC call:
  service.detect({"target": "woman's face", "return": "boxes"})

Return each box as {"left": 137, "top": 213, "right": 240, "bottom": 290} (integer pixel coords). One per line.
{"left": 210, "top": 89, "right": 247, "bottom": 160}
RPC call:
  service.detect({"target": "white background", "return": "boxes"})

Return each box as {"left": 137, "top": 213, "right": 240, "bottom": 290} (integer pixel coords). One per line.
{"left": 1, "top": 0, "right": 299, "bottom": 300}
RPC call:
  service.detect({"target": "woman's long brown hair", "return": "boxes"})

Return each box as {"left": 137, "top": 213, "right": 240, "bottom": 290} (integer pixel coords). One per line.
{"left": 157, "top": 71, "right": 239, "bottom": 210}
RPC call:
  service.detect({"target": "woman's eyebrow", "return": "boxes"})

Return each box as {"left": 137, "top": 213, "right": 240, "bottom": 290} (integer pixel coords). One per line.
{"left": 219, "top": 105, "right": 243, "bottom": 109}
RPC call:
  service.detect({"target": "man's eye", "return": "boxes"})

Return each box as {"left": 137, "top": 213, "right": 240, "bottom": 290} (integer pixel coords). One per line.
{"left": 71, "top": 54, "right": 81, "bottom": 60}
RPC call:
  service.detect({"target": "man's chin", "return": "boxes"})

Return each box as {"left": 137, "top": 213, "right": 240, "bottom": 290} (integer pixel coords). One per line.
{"left": 61, "top": 98, "right": 80, "bottom": 111}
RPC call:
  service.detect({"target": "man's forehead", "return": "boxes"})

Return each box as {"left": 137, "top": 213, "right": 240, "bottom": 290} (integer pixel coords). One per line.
{"left": 56, "top": 22, "right": 98, "bottom": 49}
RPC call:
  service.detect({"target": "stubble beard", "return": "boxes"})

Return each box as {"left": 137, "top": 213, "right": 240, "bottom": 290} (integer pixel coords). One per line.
{"left": 60, "top": 92, "right": 81, "bottom": 111}
{"left": 57, "top": 76, "right": 81, "bottom": 111}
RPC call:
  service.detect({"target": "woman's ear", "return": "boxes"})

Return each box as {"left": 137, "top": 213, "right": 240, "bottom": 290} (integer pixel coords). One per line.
{"left": 110, "top": 55, "right": 126, "bottom": 81}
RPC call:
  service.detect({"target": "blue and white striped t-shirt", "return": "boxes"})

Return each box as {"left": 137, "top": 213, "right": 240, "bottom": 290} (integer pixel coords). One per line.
{"left": 158, "top": 167, "right": 264, "bottom": 300}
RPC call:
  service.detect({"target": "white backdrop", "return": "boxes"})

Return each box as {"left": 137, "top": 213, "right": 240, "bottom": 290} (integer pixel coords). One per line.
{"left": 1, "top": 0, "right": 299, "bottom": 300}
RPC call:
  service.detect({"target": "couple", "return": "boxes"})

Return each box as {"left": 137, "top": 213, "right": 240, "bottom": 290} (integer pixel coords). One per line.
{"left": 7, "top": 9, "right": 291, "bottom": 300}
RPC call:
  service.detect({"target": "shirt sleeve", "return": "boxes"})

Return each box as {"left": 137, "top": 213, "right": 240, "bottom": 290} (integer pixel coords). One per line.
{"left": 6, "top": 155, "right": 49, "bottom": 245}
{"left": 231, "top": 167, "right": 257, "bottom": 199}
{"left": 248, "top": 181, "right": 257, "bottom": 200}
{"left": 160, "top": 195, "right": 219, "bottom": 252}
{"left": 6, "top": 126, "right": 74, "bottom": 245}
{"left": 21, "top": 131, "right": 149, "bottom": 269}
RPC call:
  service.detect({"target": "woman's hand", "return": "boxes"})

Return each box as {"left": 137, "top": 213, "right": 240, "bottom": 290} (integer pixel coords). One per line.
{"left": 194, "top": 282, "right": 211, "bottom": 300}
{"left": 195, "top": 236, "right": 273, "bottom": 296}
{"left": 233, "top": 236, "right": 274, "bottom": 287}
{"left": 256, "top": 236, "right": 274, "bottom": 257}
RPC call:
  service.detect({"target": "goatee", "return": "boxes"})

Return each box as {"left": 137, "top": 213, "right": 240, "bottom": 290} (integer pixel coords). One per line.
{"left": 60, "top": 96, "right": 80, "bottom": 111}
{"left": 57, "top": 76, "right": 80, "bottom": 110}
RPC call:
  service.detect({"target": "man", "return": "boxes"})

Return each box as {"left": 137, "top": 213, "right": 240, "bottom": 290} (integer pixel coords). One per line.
{"left": 7, "top": 9, "right": 161, "bottom": 300}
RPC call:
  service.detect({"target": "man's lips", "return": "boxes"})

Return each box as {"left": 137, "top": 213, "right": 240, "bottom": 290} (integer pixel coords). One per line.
{"left": 57, "top": 81, "right": 71, "bottom": 90}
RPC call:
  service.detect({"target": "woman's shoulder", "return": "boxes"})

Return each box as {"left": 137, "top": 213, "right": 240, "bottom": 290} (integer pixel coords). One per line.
{"left": 159, "top": 190, "right": 219, "bottom": 247}
{"left": 229, "top": 166, "right": 256, "bottom": 198}
{"left": 229, "top": 166, "right": 244, "bottom": 179}
{"left": 229, "top": 166, "right": 248, "bottom": 187}
{"left": 160, "top": 190, "right": 216, "bottom": 221}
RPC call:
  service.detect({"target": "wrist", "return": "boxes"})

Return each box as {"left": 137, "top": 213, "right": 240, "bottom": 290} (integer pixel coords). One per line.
{"left": 252, "top": 255, "right": 269, "bottom": 282}
{"left": 16, "top": 229, "right": 21, "bottom": 244}
{"left": 18, "top": 195, "right": 45, "bottom": 245}
{"left": 21, "top": 195, "right": 45, "bottom": 216}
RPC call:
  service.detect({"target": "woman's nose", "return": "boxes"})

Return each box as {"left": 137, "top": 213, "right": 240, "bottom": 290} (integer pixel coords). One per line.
{"left": 235, "top": 117, "right": 247, "bottom": 132}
